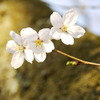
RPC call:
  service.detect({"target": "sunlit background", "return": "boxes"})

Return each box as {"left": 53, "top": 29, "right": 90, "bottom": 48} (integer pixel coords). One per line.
{"left": 42, "top": 0, "right": 100, "bottom": 35}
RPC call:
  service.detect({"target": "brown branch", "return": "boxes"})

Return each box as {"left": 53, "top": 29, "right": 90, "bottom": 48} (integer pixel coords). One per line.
{"left": 54, "top": 49, "right": 100, "bottom": 66}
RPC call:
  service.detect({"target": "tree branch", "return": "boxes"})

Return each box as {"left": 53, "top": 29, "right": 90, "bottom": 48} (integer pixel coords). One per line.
{"left": 54, "top": 49, "right": 100, "bottom": 66}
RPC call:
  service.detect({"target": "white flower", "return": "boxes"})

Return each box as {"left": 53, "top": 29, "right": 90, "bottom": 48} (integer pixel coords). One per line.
{"left": 20, "top": 27, "right": 55, "bottom": 62}
{"left": 6, "top": 31, "right": 34, "bottom": 69}
{"left": 50, "top": 9, "right": 85, "bottom": 45}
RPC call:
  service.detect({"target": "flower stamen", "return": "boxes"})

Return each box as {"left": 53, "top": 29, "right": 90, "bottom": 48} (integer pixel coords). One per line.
{"left": 16, "top": 46, "right": 25, "bottom": 51}
{"left": 61, "top": 26, "right": 67, "bottom": 32}
{"left": 35, "top": 39, "right": 42, "bottom": 46}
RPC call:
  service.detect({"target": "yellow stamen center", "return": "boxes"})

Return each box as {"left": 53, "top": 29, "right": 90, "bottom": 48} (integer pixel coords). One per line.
{"left": 61, "top": 26, "right": 67, "bottom": 32}
{"left": 16, "top": 46, "right": 24, "bottom": 51}
{"left": 35, "top": 40, "right": 42, "bottom": 46}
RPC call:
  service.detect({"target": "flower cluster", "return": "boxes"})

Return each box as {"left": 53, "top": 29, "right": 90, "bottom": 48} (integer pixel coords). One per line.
{"left": 6, "top": 9, "right": 85, "bottom": 69}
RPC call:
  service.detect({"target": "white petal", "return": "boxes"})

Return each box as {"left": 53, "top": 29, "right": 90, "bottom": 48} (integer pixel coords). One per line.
{"left": 42, "top": 40, "right": 55, "bottom": 53}
{"left": 50, "top": 12, "right": 63, "bottom": 28}
{"left": 24, "top": 49, "right": 34, "bottom": 63}
{"left": 23, "top": 40, "right": 33, "bottom": 50}
{"left": 50, "top": 27, "right": 62, "bottom": 40}
{"left": 20, "top": 27, "right": 38, "bottom": 41}
{"left": 32, "top": 44, "right": 44, "bottom": 53}
{"left": 34, "top": 52, "right": 46, "bottom": 62}
{"left": 61, "top": 33, "right": 74, "bottom": 45}
{"left": 10, "top": 31, "right": 22, "bottom": 45}
{"left": 39, "top": 28, "right": 51, "bottom": 41}
{"left": 11, "top": 51, "right": 24, "bottom": 69}
{"left": 63, "top": 9, "right": 78, "bottom": 26}
{"left": 6, "top": 40, "right": 18, "bottom": 53}
{"left": 67, "top": 25, "right": 85, "bottom": 38}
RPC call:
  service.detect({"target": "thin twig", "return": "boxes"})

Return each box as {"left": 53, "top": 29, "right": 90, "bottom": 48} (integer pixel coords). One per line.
{"left": 54, "top": 49, "right": 100, "bottom": 66}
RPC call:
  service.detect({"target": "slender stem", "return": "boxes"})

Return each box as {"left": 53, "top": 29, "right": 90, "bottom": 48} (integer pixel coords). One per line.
{"left": 54, "top": 49, "right": 100, "bottom": 66}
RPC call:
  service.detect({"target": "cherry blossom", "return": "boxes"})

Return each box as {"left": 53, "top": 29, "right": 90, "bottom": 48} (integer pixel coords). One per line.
{"left": 50, "top": 9, "right": 85, "bottom": 45}
{"left": 6, "top": 31, "right": 34, "bottom": 69}
{"left": 20, "top": 27, "right": 55, "bottom": 62}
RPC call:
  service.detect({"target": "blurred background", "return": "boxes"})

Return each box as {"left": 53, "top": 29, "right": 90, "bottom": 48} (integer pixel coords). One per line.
{"left": 0, "top": 0, "right": 100, "bottom": 100}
